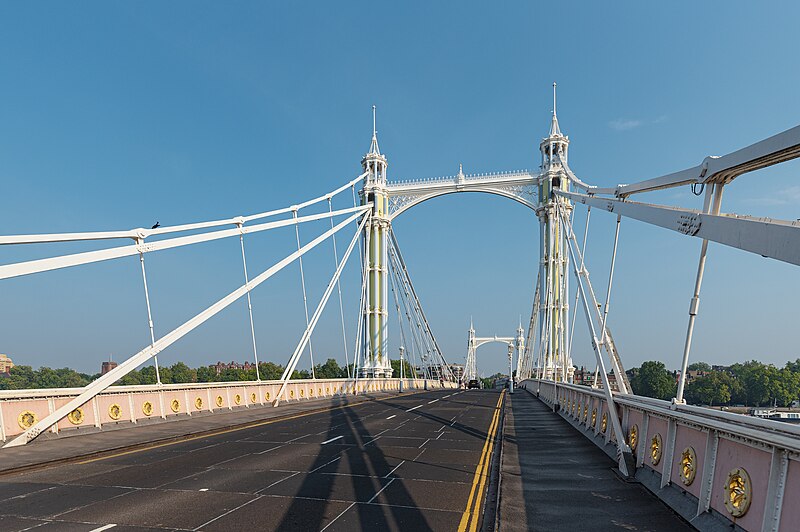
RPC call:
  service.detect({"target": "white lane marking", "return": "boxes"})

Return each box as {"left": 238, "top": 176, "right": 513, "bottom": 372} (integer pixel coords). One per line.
{"left": 366, "top": 477, "right": 396, "bottom": 503}
{"left": 384, "top": 460, "right": 406, "bottom": 478}
{"left": 386, "top": 414, "right": 397, "bottom": 419}
{"left": 320, "top": 502, "right": 356, "bottom": 532}
{"left": 89, "top": 526, "right": 117, "bottom": 532}
{"left": 436, "top": 431, "right": 444, "bottom": 440}
{"left": 406, "top": 404, "right": 423, "bottom": 412}
{"left": 192, "top": 495, "right": 263, "bottom": 530}
{"left": 310, "top": 456, "right": 342, "bottom": 473}
{"left": 256, "top": 471, "right": 301, "bottom": 493}
{"left": 427, "top": 399, "right": 439, "bottom": 404}
{"left": 443, "top": 394, "right": 452, "bottom": 398}
{"left": 257, "top": 444, "right": 286, "bottom": 455}
{"left": 418, "top": 438, "right": 430, "bottom": 449}
{"left": 321, "top": 435, "right": 344, "bottom": 445}
{"left": 198, "top": 488, "right": 209, "bottom": 492}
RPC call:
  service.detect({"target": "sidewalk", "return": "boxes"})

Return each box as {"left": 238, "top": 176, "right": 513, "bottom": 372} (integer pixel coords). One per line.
{"left": 495, "top": 389, "right": 692, "bottom": 531}
{"left": 0, "top": 391, "right": 407, "bottom": 475}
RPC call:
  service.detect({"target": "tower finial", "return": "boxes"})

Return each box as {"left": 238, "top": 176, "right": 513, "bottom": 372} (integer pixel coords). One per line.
{"left": 553, "top": 82, "right": 557, "bottom": 116}
{"left": 372, "top": 105, "right": 377, "bottom": 137}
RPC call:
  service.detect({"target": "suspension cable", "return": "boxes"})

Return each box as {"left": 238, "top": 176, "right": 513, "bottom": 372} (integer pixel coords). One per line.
{"left": 238, "top": 226, "right": 261, "bottom": 381}
{"left": 328, "top": 198, "right": 351, "bottom": 378}
{"left": 137, "top": 248, "right": 161, "bottom": 385}
{"left": 292, "top": 209, "right": 316, "bottom": 379}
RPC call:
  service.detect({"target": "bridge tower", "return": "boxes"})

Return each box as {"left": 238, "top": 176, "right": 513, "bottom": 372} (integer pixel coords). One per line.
{"left": 359, "top": 107, "right": 393, "bottom": 378}
{"left": 536, "top": 83, "right": 574, "bottom": 383}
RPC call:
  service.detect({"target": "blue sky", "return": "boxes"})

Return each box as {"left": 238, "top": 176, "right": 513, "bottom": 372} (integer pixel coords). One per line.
{"left": 1, "top": 2, "right": 798, "bottom": 376}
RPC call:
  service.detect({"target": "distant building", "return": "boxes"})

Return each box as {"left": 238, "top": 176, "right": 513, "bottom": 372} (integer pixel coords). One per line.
{"left": 0, "top": 354, "right": 13, "bottom": 374}
{"left": 213, "top": 360, "right": 255, "bottom": 375}
{"left": 101, "top": 361, "right": 118, "bottom": 375}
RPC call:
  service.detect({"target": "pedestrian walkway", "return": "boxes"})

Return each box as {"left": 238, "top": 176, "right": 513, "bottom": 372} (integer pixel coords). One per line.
{"left": 496, "top": 389, "right": 692, "bottom": 531}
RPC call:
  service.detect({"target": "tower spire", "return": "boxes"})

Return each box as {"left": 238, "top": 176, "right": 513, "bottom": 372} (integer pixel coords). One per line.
{"left": 549, "top": 82, "right": 562, "bottom": 137}
{"left": 369, "top": 105, "right": 380, "bottom": 155}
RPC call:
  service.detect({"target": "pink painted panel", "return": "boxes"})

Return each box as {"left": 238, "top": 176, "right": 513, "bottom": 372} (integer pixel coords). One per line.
{"left": 2, "top": 398, "right": 50, "bottom": 438}
{"left": 670, "top": 424, "right": 707, "bottom": 498}
{"left": 626, "top": 409, "right": 644, "bottom": 452}
{"left": 780, "top": 457, "right": 800, "bottom": 529}
{"left": 54, "top": 397, "right": 96, "bottom": 431}
{"left": 710, "top": 437, "right": 771, "bottom": 531}
{"left": 645, "top": 416, "right": 668, "bottom": 474}
{"left": 164, "top": 394, "right": 185, "bottom": 416}
{"left": 132, "top": 392, "right": 162, "bottom": 420}
{"left": 96, "top": 394, "right": 129, "bottom": 424}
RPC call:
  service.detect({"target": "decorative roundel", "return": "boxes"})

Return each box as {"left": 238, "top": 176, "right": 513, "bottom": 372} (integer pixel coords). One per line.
{"left": 326, "top": 387, "right": 330, "bottom": 394}
{"left": 289, "top": 390, "right": 295, "bottom": 398}
{"left": 601, "top": 412, "right": 608, "bottom": 433}
{"left": 142, "top": 401, "right": 154, "bottom": 416}
{"left": 318, "top": 388, "right": 323, "bottom": 396}
{"left": 108, "top": 403, "right": 122, "bottom": 420}
{"left": 265, "top": 392, "right": 271, "bottom": 401}
{"left": 628, "top": 424, "right": 639, "bottom": 451}
{"left": 195, "top": 397, "right": 204, "bottom": 410}
{"left": 591, "top": 408, "right": 597, "bottom": 427}
{"left": 216, "top": 395, "right": 224, "bottom": 407}
{"left": 234, "top": 394, "right": 242, "bottom": 405}
{"left": 724, "top": 467, "right": 752, "bottom": 517}
{"left": 17, "top": 410, "right": 37, "bottom": 430}
{"left": 680, "top": 446, "right": 697, "bottom": 486}
{"left": 67, "top": 408, "right": 84, "bottom": 425}
{"left": 583, "top": 406, "right": 589, "bottom": 423}
{"left": 309, "top": 388, "right": 314, "bottom": 396}
{"left": 650, "top": 433, "right": 663, "bottom": 465}
{"left": 300, "top": 389, "right": 305, "bottom": 397}
{"left": 171, "top": 399, "right": 180, "bottom": 413}
{"left": 250, "top": 393, "right": 257, "bottom": 403}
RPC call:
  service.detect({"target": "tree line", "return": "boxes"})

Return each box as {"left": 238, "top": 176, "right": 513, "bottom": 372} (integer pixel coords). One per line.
{"left": 0, "top": 358, "right": 416, "bottom": 390}
{"left": 626, "top": 359, "right": 800, "bottom": 407}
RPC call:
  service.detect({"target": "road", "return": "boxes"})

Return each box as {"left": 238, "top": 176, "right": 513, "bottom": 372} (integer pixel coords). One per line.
{"left": 0, "top": 389, "right": 503, "bottom": 531}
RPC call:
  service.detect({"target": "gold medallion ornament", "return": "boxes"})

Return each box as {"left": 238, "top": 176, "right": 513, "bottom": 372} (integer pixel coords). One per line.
{"left": 142, "top": 401, "right": 154, "bottom": 416}
{"left": 309, "top": 388, "right": 314, "bottom": 396}
{"left": 250, "top": 393, "right": 257, "bottom": 403}
{"left": 300, "top": 389, "right": 305, "bottom": 397}
{"left": 171, "top": 399, "right": 180, "bottom": 413}
{"left": 591, "top": 408, "right": 597, "bottom": 427}
{"left": 318, "top": 388, "right": 323, "bottom": 396}
{"left": 234, "top": 394, "right": 242, "bottom": 405}
{"left": 724, "top": 467, "right": 752, "bottom": 517}
{"left": 216, "top": 395, "right": 224, "bottom": 407}
{"left": 628, "top": 424, "right": 639, "bottom": 451}
{"left": 326, "top": 387, "right": 330, "bottom": 394}
{"left": 680, "top": 446, "right": 697, "bottom": 485}
{"left": 290, "top": 390, "right": 295, "bottom": 398}
{"left": 17, "top": 410, "right": 37, "bottom": 429}
{"left": 650, "top": 433, "right": 663, "bottom": 465}
{"left": 67, "top": 408, "right": 84, "bottom": 425}
{"left": 195, "top": 397, "right": 204, "bottom": 409}
{"left": 584, "top": 406, "right": 589, "bottom": 423}
{"left": 601, "top": 412, "right": 608, "bottom": 433}
{"left": 265, "top": 392, "right": 271, "bottom": 401}
{"left": 108, "top": 403, "right": 122, "bottom": 420}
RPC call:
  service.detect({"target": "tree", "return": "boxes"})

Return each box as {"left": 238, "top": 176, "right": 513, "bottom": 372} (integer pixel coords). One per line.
{"left": 169, "top": 362, "right": 197, "bottom": 384}
{"left": 315, "top": 359, "right": 346, "bottom": 379}
{"left": 688, "top": 362, "right": 712, "bottom": 372}
{"left": 685, "top": 372, "right": 731, "bottom": 406}
{"left": 630, "top": 361, "right": 676, "bottom": 400}
{"left": 258, "top": 362, "right": 283, "bottom": 380}
{"left": 6, "top": 366, "right": 35, "bottom": 389}
{"left": 391, "top": 358, "right": 414, "bottom": 378}
{"left": 196, "top": 366, "right": 218, "bottom": 383}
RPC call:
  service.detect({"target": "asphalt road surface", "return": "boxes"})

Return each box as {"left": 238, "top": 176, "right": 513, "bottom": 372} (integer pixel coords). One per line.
{"left": 0, "top": 389, "right": 502, "bottom": 531}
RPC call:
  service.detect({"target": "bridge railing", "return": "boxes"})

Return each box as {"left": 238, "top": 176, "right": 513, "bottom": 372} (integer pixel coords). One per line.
{"left": 0, "top": 378, "right": 453, "bottom": 444}
{"left": 522, "top": 379, "right": 798, "bottom": 531}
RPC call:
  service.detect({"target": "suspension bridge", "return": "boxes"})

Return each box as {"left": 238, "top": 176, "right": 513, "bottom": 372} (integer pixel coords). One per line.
{"left": 0, "top": 88, "right": 798, "bottom": 531}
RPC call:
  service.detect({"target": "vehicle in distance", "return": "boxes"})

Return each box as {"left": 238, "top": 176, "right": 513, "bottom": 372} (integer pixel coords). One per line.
{"left": 467, "top": 379, "right": 480, "bottom": 389}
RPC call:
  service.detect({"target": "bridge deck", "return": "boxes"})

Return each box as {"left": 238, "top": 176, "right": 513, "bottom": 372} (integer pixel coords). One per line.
{"left": 0, "top": 389, "right": 500, "bottom": 531}
{"left": 497, "top": 389, "right": 692, "bottom": 531}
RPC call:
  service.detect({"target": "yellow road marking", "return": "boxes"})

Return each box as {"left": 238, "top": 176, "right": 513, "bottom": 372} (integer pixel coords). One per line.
{"left": 458, "top": 391, "right": 504, "bottom": 532}
{"left": 76, "top": 390, "right": 429, "bottom": 466}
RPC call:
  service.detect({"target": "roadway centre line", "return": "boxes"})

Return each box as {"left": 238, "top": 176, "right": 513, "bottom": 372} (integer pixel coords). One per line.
{"left": 428, "top": 399, "right": 439, "bottom": 404}
{"left": 406, "top": 404, "right": 423, "bottom": 412}
{"left": 458, "top": 392, "right": 504, "bottom": 532}
{"left": 366, "top": 477, "right": 396, "bottom": 503}
{"left": 321, "top": 435, "right": 343, "bottom": 445}
{"left": 386, "top": 414, "right": 397, "bottom": 419}
{"left": 192, "top": 495, "right": 263, "bottom": 531}
{"left": 418, "top": 438, "right": 430, "bottom": 449}
{"left": 89, "top": 525, "right": 117, "bottom": 532}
